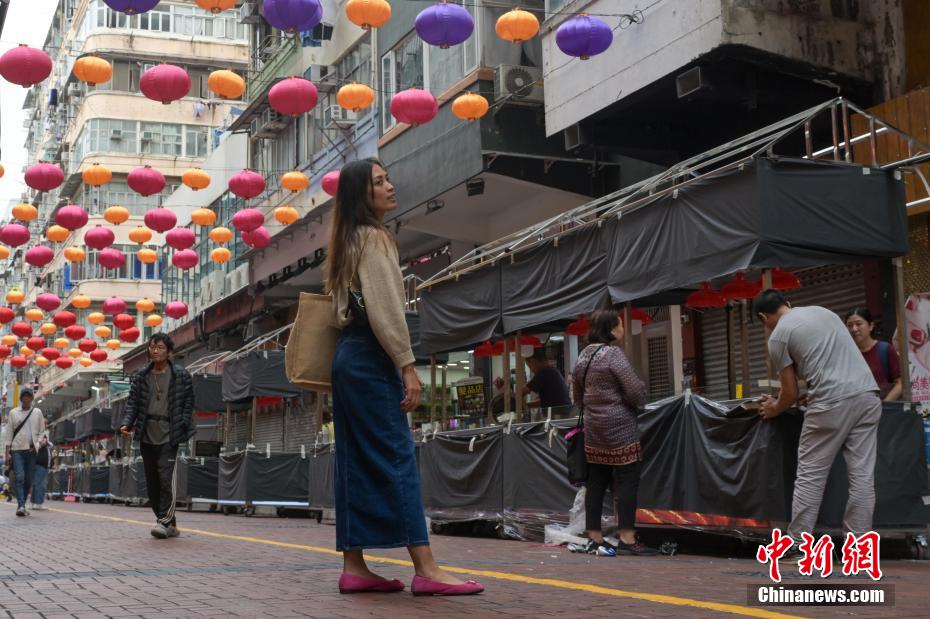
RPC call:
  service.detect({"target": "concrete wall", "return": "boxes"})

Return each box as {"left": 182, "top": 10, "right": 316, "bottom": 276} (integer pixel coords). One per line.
{"left": 81, "top": 31, "right": 248, "bottom": 66}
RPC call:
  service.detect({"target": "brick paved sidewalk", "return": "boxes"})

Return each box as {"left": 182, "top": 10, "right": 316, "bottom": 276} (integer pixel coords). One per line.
{"left": 0, "top": 501, "right": 925, "bottom": 618}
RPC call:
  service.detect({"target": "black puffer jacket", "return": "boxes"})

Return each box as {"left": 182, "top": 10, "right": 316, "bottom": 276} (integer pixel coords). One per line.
{"left": 120, "top": 360, "right": 195, "bottom": 448}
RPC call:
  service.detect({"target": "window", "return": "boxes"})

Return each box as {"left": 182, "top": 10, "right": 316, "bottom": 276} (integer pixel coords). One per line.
{"left": 140, "top": 122, "right": 183, "bottom": 156}
{"left": 185, "top": 126, "right": 209, "bottom": 157}
{"left": 138, "top": 5, "right": 171, "bottom": 32}
{"left": 78, "top": 1, "right": 247, "bottom": 42}
{"left": 546, "top": 0, "right": 572, "bottom": 16}
{"left": 427, "top": 1, "right": 478, "bottom": 96}
{"left": 380, "top": 33, "right": 424, "bottom": 133}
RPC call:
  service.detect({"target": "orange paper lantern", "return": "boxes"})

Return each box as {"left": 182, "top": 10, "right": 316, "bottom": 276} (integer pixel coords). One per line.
{"left": 129, "top": 226, "right": 153, "bottom": 244}
{"left": 146, "top": 314, "right": 164, "bottom": 327}
{"left": 136, "top": 298, "right": 155, "bottom": 313}
{"left": 281, "top": 171, "right": 309, "bottom": 192}
{"left": 68, "top": 348, "right": 83, "bottom": 358}
{"left": 12, "top": 203, "right": 38, "bottom": 222}
{"left": 82, "top": 163, "right": 112, "bottom": 187}
{"left": 71, "top": 294, "right": 92, "bottom": 309}
{"left": 94, "top": 326, "right": 112, "bottom": 339}
{"left": 452, "top": 92, "right": 489, "bottom": 122}
{"left": 25, "top": 309, "right": 44, "bottom": 322}
{"left": 34, "top": 356, "right": 49, "bottom": 367}
{"left": 211, "top": 247, "right": 232, "bottom": 264}
{"left": 495, "top": 8, "right": 540, "bottom": 43}
{"left": 104, "top": 205, "right": 130, "bottom": 225}
{"left": 80, "top": 357, "right": 93, "bottom": 367}
{"left": 209, "top": 226, "right": 233, "bottom": 244}
{"left": 64, "top": 247, "right": 86, "bottom": 262}
{"left": 274, "top": 206, "right": 299, "bottom": 225}
{"left": 196, "top": 0, "right": 236, "bottom": 14}
{"left": 346, "top": 0, "right": 392, "bottom": 29}
{"left": 137, "top": 248, "right": 158, "bottom": 264}
{"left": 54, "top": 337, "right": 70, "bottom": 349}
{"left": 46, "top": 225, "right": 70, "bottom": 243}
{"left": 0, "top": 246, "right": 9, "bottom": 260}
{"left": 6, "top": 289, "right": 24, "bottom": 304}
{"left": 40, "top": 323, "right": 57, "bottom": 336}
{"left": 336, "top": 82, "right": 375, "bottom": 111}
{"left": 1, "top": 335, "right": 17, "bottom": 346}
{"left": 183, "top": 168, "right": 212, "bottom": 191}
{"left": 73, "top": 55, "right": 112, "bottom": 85}
{"left": 191, "top": 208, "right": 217, "bottom": 227}
{"left": 106, "top": 339, "right": 121, "bottom": 350}
{"left": 206, "top": 69, "right": 245, "bottom": 98}
{"left": 88, "top": 312, "right": 106, "bottom": 325}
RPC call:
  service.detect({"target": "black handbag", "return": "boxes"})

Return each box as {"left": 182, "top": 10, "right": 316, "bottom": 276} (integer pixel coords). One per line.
{"left": 566, "top": 345, "right": 607, "bottom": 486}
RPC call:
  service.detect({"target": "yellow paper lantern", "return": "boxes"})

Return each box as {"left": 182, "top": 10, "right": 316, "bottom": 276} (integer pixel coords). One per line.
{"left": 20, "top": 347, "right": 34, "bottom": 357}
{"left": 47, "top": 225, "right": 70, "bottom": 243}
{"left": 183, "top": 168, "right": 212, "bottom": 191}
{"left": 452, "top": 93, "right": 490, "bottom": 122}
{"left": 209, "top": 226, "right": 234, "bottom": 244}
{"left": 72, "top": 294, "right": 92, "bottom": 309}
{"left": 495, "top": 8, "right": 540, "bottom": 44}
{"left": 337, "top": 82, "right": 375, "bottom": 111}
{"left": 281, "top": 171, "right": 309, "bottom": 193}
{"left": 1, "top": 335, "right": 17, "bottom": 346}
{"left": 206, "top": 69, "right": 245, "bottom": 98}
{"left": 94, "top": 326, "right": 112, "bottom": 339}
{"left": 6, "top": 289, "right": 25, "bottom": 304}
{"left": 12, "top": 203, "right": 38, "bottom": 222}
{"left": 106, "top": 339, "right": 121, "bottom": 350}
{"left": 146, "top": 314, "right": 164, "bottom": 327}
{"left": 136, "top": 298, "right": 155, "bottom": 313}
{"left": 25, "top": 309, "right": 44, "bottom": 322}
{"left": 346, "top": 0, "right": 392, "bottom": 29}
{"left": 54, "top": 337, "right": 70, "bottom": 349}
{"left": 82, "top": 163, "right": 112, "bottom": 187}
{"left": 64, "top": 247, "right": 86, "bottom": 262}
{"left": 34, "top": 356, "right": 49, "bottom": 367}
{"left": 129, "top": 226, "right": 153, "bottom": 244}
{"left": 80, "top": 357, "right": 93, "bottom": 367}
{"left": 73, "top": 55, "right": 113, "bottom": 86}
{"left": 40, "top": 323, "right": 57, "bottom": 336}
{"left": 104, "top": 205, "right": 130, "bottom": 225}
{"left": 191, "top": 208, "right": 217, "bottom": 227}
{"left": 137, "top": 248, "right": 158, "bottom": 264}
{"left": 274, "top": 206, "right": 299, "bottom": 225}
{"left": 0, "top": 246, "right": 9, "bottom": 260}
{"left": 68, "top": 348, "right": 83, "bottom": 358}
{"left": 88, "top": 312, "right": 106, "bottom": 325}
{"left": 211, "top": 247, "right": 232, "bottom": 264}
{"left": 196, "top": 0, "right": 236, "bottom": 14}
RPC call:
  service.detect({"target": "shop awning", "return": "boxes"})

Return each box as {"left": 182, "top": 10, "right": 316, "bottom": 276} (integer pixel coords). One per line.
{"left": 194, "top": 374, "right": 250, "bottom": 413}
{"left": 221, "top": 350, "right": 303, "bottom": 402}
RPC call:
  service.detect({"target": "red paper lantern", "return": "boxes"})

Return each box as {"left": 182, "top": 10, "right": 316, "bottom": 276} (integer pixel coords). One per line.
{"left": 119, "top": 327, "right": 141, "bottom": 343}
{"left": 0, "top": 223, "right": 31, "bottom": 247}
{"left": 55, "top": 205, "right": 89, "bottom": 231}
{"left": 165, "top": 227, "right": 196, "bottom": 250}
{"left": 0, "top": 345, "right": 10, "bottom": 358}
{"left": 12, "top": 322, "right": 32, "bottom": 338}
{"left": 686, "top": 282, "right": 727, "bottom": 309}
{"left": 143, "top": 207, "right": 177, "bottom": 233}
{"left": 128, "top": 166, "right": 166, "bottom": 196}
{"left": 78, "top": 338, "right": 98, "bottom": 353}
{"left": 243, "top": 226, "right": 271, "bottom": 249}
{"left": 390, "top": 88, "right": 438, "bottom": 125}
{"left": 473, "top": 341, "right": 495, "bottom": 357}
{"left": 721, "top": 272, "right": 761, "bottom": 301}
{"left": 64, "top": 325, "right": 87, "bottom": 340}
{"left": 36, "top": 293, "right": 61, "bottom": 312}
{"left": 322, "top": 171, "right": 340, "bottom": 196}
{"left": 103, "top": 297, "right": 127, "bottom": 315}
{"left": 165, "top": 301, "right": 188, "bottom": 319}
{"left": 229, "top": 169, "right": 266, "bottom": 199}
{"left": 771, "top": 268, "right": 802, "bottom": 291}
{"left": 24, "top": 163, "right": 64, "bottom": 192}
{"left": 0, "top": 308, "right": 14, "bottom": 324}
{"left": 98, "top": 248, "right": 126, "bottom": 270}
{"left": 84, "top": 225, "right": 115, "bottom": 250}
{"left": 565, "top": 314, "right": 589, "bottom": 337}
{"left": 90, "top": 349, "right": 108, "bottom": 363}
{"left": 25, "top": 245, "right": 54, "bottom": 267}
{"left": 56, "top": 358, "right": 74, "bottom": 370}
{"left": 268, "top": 77, "right": 318, "bottom": 117}
{"left": 0, "top": 45, "right": 52, "bottom": 87}
{"left": 113, "top": 313, "right": 135, "bottom": 330}
{"left": 232, "top": 208, "right": 265, "bottom": 232}
{"left": 10, "top": 356, "right": 28, "bottom": 369}
{"left": 26, "top": 337, "right": 46, "bottom": 351}
{"left": 53, "top": 311, "right": 77, "bottom": 328}
{"left": 40, "top": 347, "right": 60, "bottom": 361}
{"left": 140, "top": 63, "right": 191, "bottom": 104}
{"left": 171, "top": 249, "right": 199, "bottom": 270}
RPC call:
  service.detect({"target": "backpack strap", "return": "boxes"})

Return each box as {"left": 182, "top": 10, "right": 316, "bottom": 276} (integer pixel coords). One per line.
{"left": 877, "top": 341, "right": 890, "bottom": 383}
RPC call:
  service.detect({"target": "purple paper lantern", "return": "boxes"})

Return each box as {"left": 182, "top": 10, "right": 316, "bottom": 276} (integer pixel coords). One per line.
{"left": 103, "top": 0, "right": 160, "bottom": 15}
{"left": 261, "top": 0, "right": 324, "bottom": 33}
{"left": 556, "top": 14, "right": 613, "bottom": 60}
{"left": 415, "top": 2, "right": 474, "bottom": 49}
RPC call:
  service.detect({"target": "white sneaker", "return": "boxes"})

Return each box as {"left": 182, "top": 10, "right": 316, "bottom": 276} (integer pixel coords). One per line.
{"left": 31, "top": 504, "right": 46, "bottom": 511}
{"left": 150, "top": 524, "right": 169, "bottom": 539}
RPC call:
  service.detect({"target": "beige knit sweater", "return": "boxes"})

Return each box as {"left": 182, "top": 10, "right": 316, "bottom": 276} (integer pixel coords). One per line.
{"left": 332, "top": 227, "right": 416, "bottom": 369}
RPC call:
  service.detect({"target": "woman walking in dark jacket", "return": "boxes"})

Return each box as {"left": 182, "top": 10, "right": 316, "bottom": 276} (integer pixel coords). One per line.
{"left": 573, "top": 310, "right": 658, "bottom": 556}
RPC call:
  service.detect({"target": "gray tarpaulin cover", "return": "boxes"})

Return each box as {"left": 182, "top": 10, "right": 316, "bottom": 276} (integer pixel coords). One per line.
{"left": 193, "top": 374, "right": 250, "bottom": 412}
{"left": 222, "top": 351, "right": 303, "bottom": 402}
{"left": 75, "top": 408, "right": 115, "bottom": 439}
{"left": 177, "top": 456, "right": 219, "bottom": 502}
{"left": 307, "top": 443, "right": 335, "bottom": 509}
{"left": 219, "top": 451, "right": 309, "bottom": 505}
{"left": 51, "top": 419, "right": 76, "bottom": 443}
{"left": 419, "top": 157, "right": 907, "bottom": 353}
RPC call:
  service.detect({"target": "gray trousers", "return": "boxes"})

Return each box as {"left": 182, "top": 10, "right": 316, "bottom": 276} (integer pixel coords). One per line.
{"left": 788, "top": 391, "right": 882, "bottom": 539}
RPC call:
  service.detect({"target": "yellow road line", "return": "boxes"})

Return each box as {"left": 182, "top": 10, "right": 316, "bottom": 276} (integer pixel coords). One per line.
{"left": 39, "top": 505, "right": 802, "bottom": 619}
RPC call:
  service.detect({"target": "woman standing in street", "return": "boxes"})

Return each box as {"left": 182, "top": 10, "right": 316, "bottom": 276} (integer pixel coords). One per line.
{"left": 325, "top": 158, "right": 484, "bottom": 596}
{"left": 845, "top": 307, "right": 902, "bottom": 400}
{"left": 573, "top": 310, "right": 658, "bottom": 556}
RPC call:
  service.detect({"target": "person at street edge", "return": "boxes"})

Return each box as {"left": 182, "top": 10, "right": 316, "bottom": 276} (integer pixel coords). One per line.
{"left": 4, "top": 389, "right": 47, "bottom": 517}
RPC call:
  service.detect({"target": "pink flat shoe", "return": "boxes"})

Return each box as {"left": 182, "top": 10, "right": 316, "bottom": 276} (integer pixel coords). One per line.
{"left": 338, "top": 573, "right": 405, "bottom": 594}
{"left": 410, "top": 575, "right": 485, "bottom": 596}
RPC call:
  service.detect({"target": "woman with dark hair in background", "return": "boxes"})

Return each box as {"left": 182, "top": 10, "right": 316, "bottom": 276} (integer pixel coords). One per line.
{"left": 325, "top": 158, "right": 484, "bottom": 596}
{"left": 572, "top": 309, "right": 657, "bottom": 556}
{"left": 845, "top": 307, "right": 902, "bottom": 400}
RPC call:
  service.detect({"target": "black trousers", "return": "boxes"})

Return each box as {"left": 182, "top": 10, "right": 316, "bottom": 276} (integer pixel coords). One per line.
{"left": 140, "top": 442, "right": 178, "bottom": 527}
{"left": 585, "top": 460, "right": 641, "bottom": 532}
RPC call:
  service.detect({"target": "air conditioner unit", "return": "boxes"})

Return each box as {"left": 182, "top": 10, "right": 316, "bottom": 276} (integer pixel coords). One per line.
{"left": 323, "top": 105, "right": 359, "bottom": 129}
{"left": 494, "top": 65, "right": 544, "bottom": 105}
{"left": 239, "top": 1, "right": 261, "bottom": 24}
{"left": 253, "top": 108, "right": 288, "bottom": 138}
{"left": 67, "top": 85, "right": 81, "bottom": 98}
{"left": 140, "top": 131, "right": 154, "bottom": 142}
{"left": 110, "top": 128, "right": 122, "bottom": 140}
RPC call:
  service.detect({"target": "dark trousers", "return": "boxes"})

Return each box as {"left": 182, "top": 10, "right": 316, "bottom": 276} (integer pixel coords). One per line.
{"left": 11, "top": 450, "right": 36, "bottom": 509}
{"left": 585, "top": 460, "right": 641, "bottom": 532}
{"left": 140, "top": 442, "right": 178, "bottom": 527}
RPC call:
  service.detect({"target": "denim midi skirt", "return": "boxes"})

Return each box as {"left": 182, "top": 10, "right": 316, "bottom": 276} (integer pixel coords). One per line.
{"left": 331, "top": 323, "right": 430, "bottom": 551}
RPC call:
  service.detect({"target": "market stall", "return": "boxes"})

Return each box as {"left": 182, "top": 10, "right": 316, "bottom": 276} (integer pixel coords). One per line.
{"left": 217, "top": 450, "right": 310, "bottom": 515}
{"left": 176, "top": 456, "right": 220, "bottom": 510}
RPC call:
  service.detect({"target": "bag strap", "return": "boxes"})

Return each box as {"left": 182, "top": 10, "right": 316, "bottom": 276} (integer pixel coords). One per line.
{"left": 345, "top": 230, "right": 373, "bottom": 318}
{"left": 577, "top": 345, "right": 608, "bottom": 426}
{"left": 877, "top": 341, "right": 890, "bottom": 382}
{"left": 11, "top": 408, "right": 34, "bottom": 442}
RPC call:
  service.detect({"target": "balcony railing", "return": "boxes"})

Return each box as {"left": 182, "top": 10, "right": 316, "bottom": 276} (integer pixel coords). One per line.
{"left": 247, "top": 35, "right": 300, "bottom": 105}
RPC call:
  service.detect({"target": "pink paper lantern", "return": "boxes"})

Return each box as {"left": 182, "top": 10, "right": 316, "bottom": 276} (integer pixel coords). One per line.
{"left": 165, "top": 301, "right": 188, "bottom": 319}
{"left": 322, "top": 171, "right": 340, "bottom": 196}
{"left": 119, "top": 327, "right": 141, "bottom": 343}
{"left": 0, "top": 224, "right": 30, "bottom": 247}
{"left": 98, "top": 247, "right": 126, "bottom": 270}
{"left": 0, "top": 45, "right": 52, "bottom": 87}
{"left": 144, "top": 207, "right": 177, "bottom": 233}
{"left": 25, "top": 245, "right": 54, "bottom": 268}
{"left": 229, "top": 169, "right": 266, "bottom": 199}
{"left": 36, "top": 293, "right": 61, "bottom": 312}
{"left": 53, "top": 311, "right": 77, "bottom": 328}
{"left": 113, "top": 314, "right": 135, "bottom": 330}
{"left": 390, "top": 88, "right": 438, "bottom": 125}
{"left": 232, "top": 208, "right": 265, "bottom": 232}
{"left": 140, "top": 63, "right": 191, "bottom": 104}
{"left": 55, "top": 205, "right": 89, "bottom": 231}
{"left": 56, "top": 358, "right": 74, "bottom": 370}
{"left": 24, "top": 163, "right": 65, "bottom": 192}
{"left": 165, "top": 227, "right": 196, "bottom": 251}
{"left": 243, "top": 226, "right": 271, "bottom": 250}
{"left": 128, "top": 166, "right": 166, "bottom": 196}
{"left": 103, "top": 297, "right": 127, "bottom": 315}
{"left": 65, "top": 325, "right": 87, "bottom": 340}
{"left": 84, "top": 225, "right": 115, "bottom": 250}
{"left": 78, "top": 338, "right": 98, "bottom": 353}
{"left": 171, "top": 249, "right": 199, "bottom": 270}
{"left": 268, "top": 77, "right": 318, "bottom": 117}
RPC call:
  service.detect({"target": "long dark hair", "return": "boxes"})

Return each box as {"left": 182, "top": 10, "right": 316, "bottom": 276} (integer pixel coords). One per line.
{"left": 587, "top": 310, "right": 619, "bottom": 344}
{"left": 324, "top": 158, "right": 389, "bottom": 294}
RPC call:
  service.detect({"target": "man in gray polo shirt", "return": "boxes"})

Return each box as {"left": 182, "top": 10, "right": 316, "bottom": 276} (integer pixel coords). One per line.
{"left": 753, "top": 289, "right": 881, "bottom": 540}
